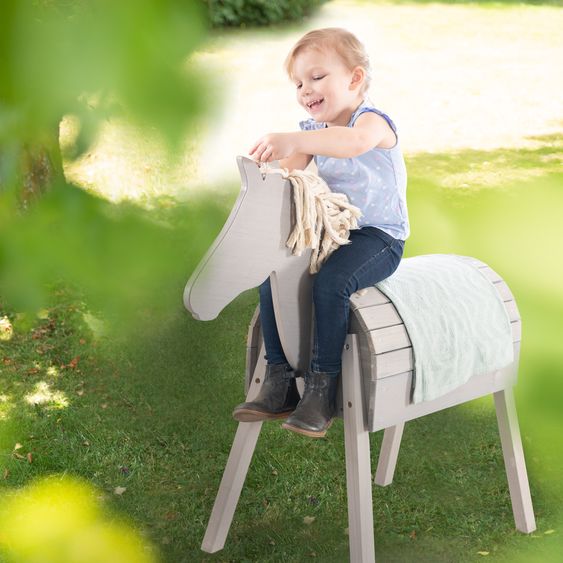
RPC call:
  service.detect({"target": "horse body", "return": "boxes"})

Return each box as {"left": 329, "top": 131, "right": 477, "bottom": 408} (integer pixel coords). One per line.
{"left": 185, "top": 156, "right": 536, "bottom": 561}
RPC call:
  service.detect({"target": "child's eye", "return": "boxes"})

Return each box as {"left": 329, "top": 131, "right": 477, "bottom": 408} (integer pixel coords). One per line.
{"left": 313, "top": 75, "right": 325, "bottom": 81}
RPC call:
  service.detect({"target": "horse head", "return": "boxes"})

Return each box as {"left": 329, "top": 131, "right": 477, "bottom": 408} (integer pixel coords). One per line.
{"left": 184, "top": 156, "right": 313, "bottom": 373}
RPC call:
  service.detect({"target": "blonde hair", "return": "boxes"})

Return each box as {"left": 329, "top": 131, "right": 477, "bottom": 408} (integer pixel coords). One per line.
{"left": 284, "top": 28, "right": 372, "bottom": 95}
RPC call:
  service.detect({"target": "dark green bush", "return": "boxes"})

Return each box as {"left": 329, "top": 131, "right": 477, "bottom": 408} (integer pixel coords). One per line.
{"left": 204, "top": 0, "right": 327, "bottom": 28}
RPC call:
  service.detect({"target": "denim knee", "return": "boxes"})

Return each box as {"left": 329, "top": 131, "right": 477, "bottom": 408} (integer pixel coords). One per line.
{"left": 313, "top": 267, "right": 352, "bottom": 305}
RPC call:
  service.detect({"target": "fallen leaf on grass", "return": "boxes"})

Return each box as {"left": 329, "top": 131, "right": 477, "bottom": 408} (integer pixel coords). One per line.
{"left": 477, "top": 551, "right": 490, "bottom": 556}
{"left": 114, "top": 486, "right": 127, "bottom": 495}
{"left": 3, "top": 468, "right": 9, "bottom": 479}
{"left": 27, "top": 452, "right": 33, "bottom": 463}
{"left": 14, "top": 443, "right": 23, "bottom": 450}
{"left": 303, "top": 516, "right": 315, "bottom": 525}
{"left": 68, "top": 356, "right": 80, "bottom": 369}
{"left": 409, "top": 530, "right": 416, "bottom": 539}
{"left": 544, "top": 529, "right": 555, "bottom": 535}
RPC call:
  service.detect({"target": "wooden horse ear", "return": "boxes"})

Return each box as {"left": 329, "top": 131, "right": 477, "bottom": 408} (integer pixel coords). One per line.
{"left": 237, "top": 156, "right": 264, "bottom": 187}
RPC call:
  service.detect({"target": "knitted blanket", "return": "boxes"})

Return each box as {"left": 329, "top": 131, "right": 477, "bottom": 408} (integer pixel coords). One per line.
{"left": 375, "top": 254, "right": 515, "bottom": 403}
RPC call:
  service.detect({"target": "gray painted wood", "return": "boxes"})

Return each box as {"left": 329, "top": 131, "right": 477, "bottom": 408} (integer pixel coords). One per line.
{"left": 494, "top": 387, "right": 537, "bottom": 533}
{"left": 369, "top": 343, "right": 520, "bottom": 432}
{"left": 374, "top": 423, "right": 405, "bottom": 487}
{"left": 245, "top": 306, "right": 262, "bottom": 394}
{"left": 342, "top": 335, "right": 376, "bottom": 562}
{"left": 184, "top": 156, "right": 312, "bottom": 374}
{"left": 192, "top": 160, "right": 536, "bottom": 558}
{"left": 201, "top": 357, "right": 266, "bottom": 553}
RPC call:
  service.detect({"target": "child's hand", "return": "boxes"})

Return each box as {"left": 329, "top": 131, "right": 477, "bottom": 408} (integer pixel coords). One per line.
{"left": 249, "top": 132, "right": 298, "bottom": 163}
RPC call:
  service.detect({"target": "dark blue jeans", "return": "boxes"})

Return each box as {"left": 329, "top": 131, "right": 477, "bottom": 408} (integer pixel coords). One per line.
{"left": 259, "top": 226, "right": 405, "bottom": 375}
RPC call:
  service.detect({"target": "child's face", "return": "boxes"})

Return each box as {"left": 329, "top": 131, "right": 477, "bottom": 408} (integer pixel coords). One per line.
{"left": 291, "top": 47, "right": 363, "bottom": 126}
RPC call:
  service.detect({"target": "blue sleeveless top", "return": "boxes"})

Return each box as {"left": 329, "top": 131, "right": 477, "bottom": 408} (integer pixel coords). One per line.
{"left": 299, "top": 99, "right": 410, "bottom": 240}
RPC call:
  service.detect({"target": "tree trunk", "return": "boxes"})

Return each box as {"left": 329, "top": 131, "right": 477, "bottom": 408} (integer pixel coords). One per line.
{"left": 18, "top": 121, "right": 65, "bottom": 210}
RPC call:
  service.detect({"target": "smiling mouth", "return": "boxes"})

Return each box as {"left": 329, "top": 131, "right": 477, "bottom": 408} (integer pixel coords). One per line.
{"left": 307, "top": 98, "right": 324, "bottom": 110}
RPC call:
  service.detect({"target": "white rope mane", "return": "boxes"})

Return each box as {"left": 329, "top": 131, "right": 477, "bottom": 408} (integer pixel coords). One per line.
{"left": 261, "top": 164, "right": 362, "bottom": 274}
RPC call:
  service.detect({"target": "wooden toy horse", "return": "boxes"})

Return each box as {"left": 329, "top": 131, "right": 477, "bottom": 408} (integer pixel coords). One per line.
{"left": 184, "top": 156, "right": 536, "bottom": 562}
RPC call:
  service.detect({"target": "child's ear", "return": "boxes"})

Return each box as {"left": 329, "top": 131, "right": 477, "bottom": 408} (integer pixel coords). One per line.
{"left": 350, "top": 66, "right": 365, "bottom": 91}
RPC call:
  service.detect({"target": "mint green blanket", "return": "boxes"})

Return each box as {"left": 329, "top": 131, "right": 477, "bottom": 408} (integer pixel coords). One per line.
{"left": 375, "top": 254, "right": 514, "bottom": 404}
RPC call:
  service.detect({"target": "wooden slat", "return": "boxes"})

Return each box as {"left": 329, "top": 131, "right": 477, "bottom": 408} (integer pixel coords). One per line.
{"left": 457, "top": 255, "right": 487, "bottom": 269}
{"left": 355, "top": 302, "right": 403, "bottom": 331}
{"left": 368, "top": 342, "right": 520, "bottom": 431}
{"left": 479, "top": 266, "right": 503, "bottom": 283}
{"left": 362, "top": 319, "right": 520, "bottom": 385}
{"left": 375, "top": 348, "right": 413, "bottom": 379}
{"left": 494, "top": 280, "right": 515, "bottom": 302}
{"left": 512, "top": 320, "right": 522, "bottom": 342}
{"left": 367, "top": 325, "right": 411, "bottom": 355}
{"left": 505, "top": 300, "right": 521, "bottom": 322}
{"left": 350, "top": 286, "right": 390, "bottom": 310}
{"left": 364, "top": 319, "right": 519, "bottom": 356}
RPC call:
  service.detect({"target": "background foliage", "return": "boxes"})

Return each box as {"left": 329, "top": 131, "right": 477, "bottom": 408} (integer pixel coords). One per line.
{"left": 0, "top": 0, "right": 219, "bottom": 333}
{"left": 204, "top": 0, "right": 328, "bottom": 27}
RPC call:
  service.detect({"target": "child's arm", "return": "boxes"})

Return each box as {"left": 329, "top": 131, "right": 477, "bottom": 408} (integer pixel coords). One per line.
{"left": 249, "top": 113, "right": 395, "bottom": 162}
{"left": 279, "top": 153, "right": 313, "bottom": 171}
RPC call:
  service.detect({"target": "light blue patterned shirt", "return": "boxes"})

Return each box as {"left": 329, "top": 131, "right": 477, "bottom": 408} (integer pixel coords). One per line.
{"left": 299, "top": 99, "right": 410, "bottom": 240}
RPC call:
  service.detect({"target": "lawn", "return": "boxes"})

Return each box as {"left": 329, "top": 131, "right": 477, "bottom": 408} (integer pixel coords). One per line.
{"left": 1, "top": 1, "right": 562, "bottom": 562}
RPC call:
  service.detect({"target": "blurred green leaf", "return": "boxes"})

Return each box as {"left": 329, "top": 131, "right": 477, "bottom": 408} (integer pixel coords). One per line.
{"left": 1, "top": 0, "right": 210, "bottom": 151}
{"left": 0, "top": 0, "right": 221, "bottom": 331}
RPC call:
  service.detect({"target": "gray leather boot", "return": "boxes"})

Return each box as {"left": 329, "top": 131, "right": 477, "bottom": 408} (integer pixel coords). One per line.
{"left": 282, "top": 371, "right": 338, "bottom": 438}
{"left": 232, "top": 363, "right": 300, "bottom": 422}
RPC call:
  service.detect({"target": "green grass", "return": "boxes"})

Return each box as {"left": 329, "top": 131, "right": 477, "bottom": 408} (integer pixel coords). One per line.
{"left": 1, "top": 132, "right": 562, "bottom": 561}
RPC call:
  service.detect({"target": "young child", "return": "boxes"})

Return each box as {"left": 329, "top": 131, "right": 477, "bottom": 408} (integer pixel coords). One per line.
{"left": 232, "top": 27, "right": 409, "bottom": 438}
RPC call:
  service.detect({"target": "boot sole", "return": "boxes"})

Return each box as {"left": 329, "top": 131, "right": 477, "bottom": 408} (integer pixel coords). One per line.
{"left": 232, "top": 408, "right": 294, "bottom": 422}
{"left": 281, "top": 418, "right": 334, "bottom": 438}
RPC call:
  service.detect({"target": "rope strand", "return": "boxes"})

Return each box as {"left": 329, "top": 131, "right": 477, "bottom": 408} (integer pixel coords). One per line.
{"left": 263, "top": 165, "right": 362, "bottom": 274}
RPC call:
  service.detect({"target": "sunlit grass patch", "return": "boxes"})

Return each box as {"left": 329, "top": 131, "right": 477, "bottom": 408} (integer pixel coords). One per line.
{"left": 61, "top": 114, "right": 204, "bottom": 205}
{"left": 408, "top": 133, "right": 563, "bottom": 191}
{"left": 0, "top": 394, "right": 14, "bottom": 422}
{"left": 0, "top": 316, "right": 13, "bottom": 341}
{"left": 24, "top": 381, "right": 69, "bottom": 410}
